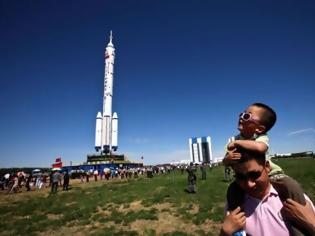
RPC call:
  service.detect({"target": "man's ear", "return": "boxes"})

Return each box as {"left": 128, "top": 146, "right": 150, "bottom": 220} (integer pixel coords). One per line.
{"left": 265, "top": 160, "right": 271, "bottom": 172}
{"left": 255, "top": 125, "right": 266, "bottom": 134}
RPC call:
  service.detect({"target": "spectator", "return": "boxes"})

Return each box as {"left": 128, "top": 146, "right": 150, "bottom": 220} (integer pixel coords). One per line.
{"left": 63, "top": 170, "right": 70, "bottom": 191}
{"left": 185, "top": 163, "right": 197, "bottom": 193}
{"left": 85, "top": 172, "right": 89, "bottom": 182}
{"left": 224, "top": 167, "right": 232, "bottom": 182}
{"left": 9, "top": 174, "right": 19, "bottom": 194}
{"left": 93, "top": 169, "right": 98, "bottom": 181}
{"left": 25, "top": 173, "right": 32, "bottom": 191}
{"left": 220, "top": 148, "right": 315, "bottom": 236}
{"left": 0, "top": 175, "right": 6, "bottom": 190}
{"left": 51, "top": 171, "right": 60, "bottom": 194}
{"left": 80, "top": 173, "right": 84, "bottom": 183}
{"left": 200, "top": 163, "right": 207, "bottom": 180}
{"left": 223, "top": 103, "right": 306, "bottom": 235}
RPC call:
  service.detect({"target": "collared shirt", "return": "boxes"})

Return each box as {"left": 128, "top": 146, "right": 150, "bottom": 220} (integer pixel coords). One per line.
{"left": 223, "top": 186, "right": 315, "bottom": 236}
{"left": 243, "top": 185, "right": 291, "bottom": 236}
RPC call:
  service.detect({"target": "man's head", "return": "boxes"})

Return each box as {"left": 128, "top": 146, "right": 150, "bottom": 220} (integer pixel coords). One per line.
{"left": 232, "top": 148, "right": 271, "bottom": 199}
{"left": 238, "top": 102, "right": 277, "bottom": 138}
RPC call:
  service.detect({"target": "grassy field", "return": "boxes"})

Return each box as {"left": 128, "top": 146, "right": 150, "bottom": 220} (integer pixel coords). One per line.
{"left": 0, "top": 158, "right": 314, "bottom": 236}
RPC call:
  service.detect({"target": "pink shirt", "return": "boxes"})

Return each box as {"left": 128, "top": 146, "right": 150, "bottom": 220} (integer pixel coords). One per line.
{"left": 243, "top": 185, "right": 290, "bottom": 236}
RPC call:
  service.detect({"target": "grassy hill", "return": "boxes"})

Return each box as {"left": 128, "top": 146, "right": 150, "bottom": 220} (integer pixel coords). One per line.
{"left": 0, "top": 158, "right": 314, "bottom": 235}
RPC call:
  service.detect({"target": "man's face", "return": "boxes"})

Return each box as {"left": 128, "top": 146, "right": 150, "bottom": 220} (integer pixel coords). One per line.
{"left": 233, "top": 158, "right": 270, "bottom": 199}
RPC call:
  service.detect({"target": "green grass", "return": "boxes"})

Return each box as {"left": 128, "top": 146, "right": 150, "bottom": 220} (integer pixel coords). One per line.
{"left": 0, "top": 157, "right": 314, "bottom": 235}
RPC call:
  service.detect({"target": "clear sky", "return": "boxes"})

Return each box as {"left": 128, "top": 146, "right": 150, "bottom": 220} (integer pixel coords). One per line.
{"left": 0, "top": 0, "right": 314, "bottom": 167}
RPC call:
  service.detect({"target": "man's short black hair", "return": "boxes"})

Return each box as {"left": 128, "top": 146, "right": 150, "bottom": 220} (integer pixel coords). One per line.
{"left": 252, "top": 102, "right": 277, "bottom": 132}
{"left": 234, "top": 147, "right": 266, "bottom": 166}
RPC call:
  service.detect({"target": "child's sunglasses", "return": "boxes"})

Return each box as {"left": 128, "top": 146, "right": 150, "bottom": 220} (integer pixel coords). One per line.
{"left": 239, "top": 112, "right": 260, "bottom": 124}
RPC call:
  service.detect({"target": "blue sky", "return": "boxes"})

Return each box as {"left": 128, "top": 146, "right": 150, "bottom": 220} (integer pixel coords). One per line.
{"left": 0, "top": 0, "right": 314, "bottom": 167}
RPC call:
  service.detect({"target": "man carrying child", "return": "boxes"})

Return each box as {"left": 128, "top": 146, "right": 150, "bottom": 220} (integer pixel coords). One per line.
{"left": 222, "top": 102, "right": 311, "bottom": 235}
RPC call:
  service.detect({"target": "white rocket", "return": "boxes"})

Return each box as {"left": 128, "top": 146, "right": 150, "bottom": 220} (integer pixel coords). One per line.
{"left": 95, "top": 31, "right": 118, "bottom": 153}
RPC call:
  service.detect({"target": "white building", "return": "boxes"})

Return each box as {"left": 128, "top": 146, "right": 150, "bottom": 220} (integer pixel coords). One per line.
{"left": 189, "top": 136, "right": 213, "bottom": 164}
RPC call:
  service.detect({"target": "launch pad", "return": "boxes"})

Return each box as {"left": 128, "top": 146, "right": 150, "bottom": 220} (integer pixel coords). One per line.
{"left": 86, "top": 153, "right": 125, "bottom": 164}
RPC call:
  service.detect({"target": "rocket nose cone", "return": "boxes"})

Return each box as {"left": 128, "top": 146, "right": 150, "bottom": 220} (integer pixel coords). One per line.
{"left": 96, "top": 112, "right": 102, "bottom": 118}
{"left": 112, "top": 112, "right": 118, "bottom": 119}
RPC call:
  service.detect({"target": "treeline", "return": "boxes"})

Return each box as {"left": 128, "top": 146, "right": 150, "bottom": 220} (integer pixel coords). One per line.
{"left": 290, "top": 151, "right": 314, "bottom": 158}
{"left": 274, "top": 151, "right": 314, "bottom": 158}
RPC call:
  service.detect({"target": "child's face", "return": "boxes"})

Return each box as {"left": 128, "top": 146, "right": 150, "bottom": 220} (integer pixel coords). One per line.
{"left": 238, "top": 105, "right": 265, "bottom": 138}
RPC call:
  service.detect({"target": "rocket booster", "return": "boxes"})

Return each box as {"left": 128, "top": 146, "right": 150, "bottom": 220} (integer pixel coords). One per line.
{"left": 95, "top": 31, "right": 118, "bottom": 153}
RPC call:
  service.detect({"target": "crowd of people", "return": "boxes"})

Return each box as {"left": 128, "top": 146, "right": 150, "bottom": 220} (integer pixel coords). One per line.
{"left": 0, "top": 171, "right": 50, "bottom": 194}
{"left": 75, "top": 165, "right": 180, "bottom": 183}
{"left": 0, "top": 164, "right": 194, "bottom": 195}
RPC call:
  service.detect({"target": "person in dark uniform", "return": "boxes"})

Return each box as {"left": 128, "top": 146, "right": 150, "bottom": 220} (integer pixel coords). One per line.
{"left": 63, "top": 170, "right": 70, "bottom": 191}
{"left": 200, "top": 163, "right": 207, "bottom": 180}
{"left": 185, "top": 162, "right": 197, "bottom": 193}
{"left": 26, "top": 173, "right": 32, "bottom": 191}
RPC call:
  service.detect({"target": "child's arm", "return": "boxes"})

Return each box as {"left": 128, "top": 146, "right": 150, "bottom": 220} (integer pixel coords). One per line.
{"left": 228, "top": 140, "right": 268, "bottom": 153}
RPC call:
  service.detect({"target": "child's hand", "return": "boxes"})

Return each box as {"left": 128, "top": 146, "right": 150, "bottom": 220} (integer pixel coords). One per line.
{"left": 223, "top": 150, "right": 241, "bottom": 166}
{"left": 282, "top": 198, "right": 315, "bottom": 231}
{"left": 227, "top": 141, "right": 237, "bottom": 151}
{"left": 221, "top": 207, "right": 246, "bottom": 235}
{"left": 226, "top": 149, "right": 242, "bottom": 160}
